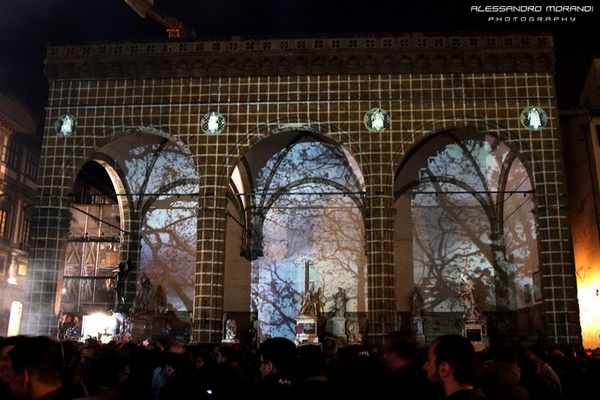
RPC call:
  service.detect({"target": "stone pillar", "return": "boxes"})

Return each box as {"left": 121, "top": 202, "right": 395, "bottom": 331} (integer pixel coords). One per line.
{"left": 120, "top": 209, "right": 142, "bottom": 309}
{"left": 192, "top": 187, "right": 228, "bottom": 343}
{"left": 21, "top": 198, "right": 71, "bottom": 337}
{"left": 393, "top": 195, "right": 414, "bottom": 314}
{"left": 364, "top": 167, "right": 396, "bottom": 344}
{"left": 534, "top": 160, "right": 582, "bottom": 345}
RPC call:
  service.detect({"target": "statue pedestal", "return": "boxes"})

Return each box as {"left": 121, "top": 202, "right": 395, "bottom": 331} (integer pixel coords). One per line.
{"left": 296, "top": 315, "right": 319, "bottom": 346}
{"left": 327, "top": 316, "right": 347, "bottom": 338}
{"left": 346, "top": 319, "right": 362, "bottom": 345}
{"left": 412, "top": 317, "right": 426, "bottom": 345}
{"left": 463, "top": 319, "right": 489, "bottom": 352}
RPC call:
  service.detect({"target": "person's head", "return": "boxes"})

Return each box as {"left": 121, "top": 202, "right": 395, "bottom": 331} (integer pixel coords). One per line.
{"left": 214, "top": 345, "right": 235, "bottom": 366}
{"left": 0, "top": 336, "right": 25, "bottom": 386}
{"left": 8, "top": 336, "right": 64, "bottom": 400}
{"left": 194, "top": 352, "right": 208, "bottom": 369}
{"left": 258, "top": 337, "right": 296, "bottom": 378}
{"left": 424, "top": 335, "right": 475, "bottom": 388}
{"left": 382, "top": 331, "right": 418, "bottom": 371}
{"left": 168, "top": 341, "right": 185, "bottom": 354}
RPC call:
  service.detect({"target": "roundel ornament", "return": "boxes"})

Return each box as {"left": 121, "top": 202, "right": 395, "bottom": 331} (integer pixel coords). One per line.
{"left": 201, "top": 111, "right": 226, "bottom": 135}
{"left": 55, "top": 114, "right": 76, "bottom": 137}
{"left": 520, "top": 106, "right": 548, "bottom": 131}
{"left": 364, "top": 108, "right": 390, "bottom": 132}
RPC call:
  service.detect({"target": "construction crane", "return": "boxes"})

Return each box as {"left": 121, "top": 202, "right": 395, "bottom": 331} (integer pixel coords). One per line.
{"left": 124, "top": 0, "right": 187, "bottom": 39}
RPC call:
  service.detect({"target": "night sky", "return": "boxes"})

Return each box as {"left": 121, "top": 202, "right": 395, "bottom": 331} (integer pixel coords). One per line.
{"left": 1, "top": 0, "right": 599, "bottom": 129}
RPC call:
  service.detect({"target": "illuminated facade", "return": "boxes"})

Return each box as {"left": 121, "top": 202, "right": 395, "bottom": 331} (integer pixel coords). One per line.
{"left": 0, "top": 94, "right": 39, "bottom": 336}
{"left": 562, "top": 58, "right": 600, "bottom": 349}
{"left": 22, "top": 33, "right": 582, "bottom": 345}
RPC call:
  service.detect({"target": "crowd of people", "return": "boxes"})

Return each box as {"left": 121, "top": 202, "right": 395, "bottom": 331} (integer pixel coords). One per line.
{"left": 1, "top": 331, "right": 599, "bottom": 400}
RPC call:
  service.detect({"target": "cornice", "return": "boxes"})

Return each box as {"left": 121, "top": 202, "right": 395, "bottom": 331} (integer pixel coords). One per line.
{"left": 45, "top": 34, "right": 555, "bottom": 80}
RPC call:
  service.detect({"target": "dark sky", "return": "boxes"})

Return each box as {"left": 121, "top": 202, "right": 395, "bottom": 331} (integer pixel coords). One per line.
{"left": 1, "top": 0, "right": 599, "bottom": 126}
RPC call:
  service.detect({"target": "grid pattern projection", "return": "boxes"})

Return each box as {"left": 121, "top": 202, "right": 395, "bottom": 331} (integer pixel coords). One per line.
{"left": 28, "top": 72, "right": 579, "bottom": 344}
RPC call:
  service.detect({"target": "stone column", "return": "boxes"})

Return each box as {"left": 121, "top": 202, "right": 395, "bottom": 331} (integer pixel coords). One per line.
{"left": 192, "top": 186, "right": 228, "bottom": 343}
{"left": 534, "top": 161, "right": 581, "bottom": 345}
{"left": 364, "top": 165, "right": 396, "bottom": 344}
{"left": 21, "top": 197, "right": 71, "bottom": 337}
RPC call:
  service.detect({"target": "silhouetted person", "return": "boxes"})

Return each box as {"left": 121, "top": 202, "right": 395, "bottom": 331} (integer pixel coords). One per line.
{"left": 518, "top": 348, "right": 561, "bottom": 400}
{"left": 8, "top": 336, "right": 67, "bottom": 400}
{"left": 255, "top": 337, "right": 297, "bottom": 400}
{"left": 380, "top": 331, "right": 443, "bottom": 400}
{"left": 424, "top": 335, "right": 487, "bottom": 399}
{"left": 481, "top": 346, "right": 529, "bottom": 400}
{"left": 1, "top": 336, "right": 26, "bottom": 400}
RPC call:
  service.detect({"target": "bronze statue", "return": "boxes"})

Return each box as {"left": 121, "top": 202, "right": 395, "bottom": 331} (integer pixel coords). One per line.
{"left": 300, "top": 284, "right": 324, "bottom": 317}
{"left": 114, "top": 260, "right": 134, "bottom": 306}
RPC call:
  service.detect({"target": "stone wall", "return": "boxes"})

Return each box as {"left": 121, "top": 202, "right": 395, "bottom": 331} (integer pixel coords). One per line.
{"left": 23, "top": 34, "right": 581, "bottom": 345}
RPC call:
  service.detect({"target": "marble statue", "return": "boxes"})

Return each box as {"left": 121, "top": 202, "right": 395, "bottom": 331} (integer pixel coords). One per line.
{"left": 60, "top": 115, "right": 74, "bottom": 136}
{"left": 224, "top": 319, "right": 238, "bottom": 343}
{"left": 133, "top": 273, "right": 153, "bottom": 313}
{"left": 371, "top": 110, "right": 385, "bottom": 131}
{"left": 410, "top": 287, "right": 424, "bottom": 317}
{"left": 527, "top": 107, "right": 541, "bottom": 130}
{"left": 333, "top": 287, "right": 348, "bottom": 318}
{"left": 346, "top": 319, "right": 362, "bottom": 344}
{"left": 460, "top": 278, "right": 481, "bottom": 320}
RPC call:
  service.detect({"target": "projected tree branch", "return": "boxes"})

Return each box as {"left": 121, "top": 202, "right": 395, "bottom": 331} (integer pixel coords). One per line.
{"left": 248, "top": 140, "right": 366, "bottom": 340}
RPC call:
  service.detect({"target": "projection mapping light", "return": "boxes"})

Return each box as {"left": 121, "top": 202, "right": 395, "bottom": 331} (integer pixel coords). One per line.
{"left": 520, "top": 106, "right": 548, "bottom": 131}
{"left": 364, "top": 108, "right": 390, "bottom": 132}
{"left": 55, "top": 114, "right": 77, "bottom": 137}
{"left": 202, "top": 111, "right": 226, "bottom": 135}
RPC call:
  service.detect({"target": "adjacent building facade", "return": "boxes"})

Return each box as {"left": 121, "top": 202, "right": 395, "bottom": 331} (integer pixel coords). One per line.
{"left": 562, "top": 58, "right": 600, "bottom": 349}
{"left": 0, "top": 94, "right": 39, "bottom": 336}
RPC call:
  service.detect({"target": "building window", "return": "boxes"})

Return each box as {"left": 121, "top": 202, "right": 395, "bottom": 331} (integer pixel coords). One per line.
{"left": 0, "top": 210, "right": 8, "bottom": 240}
{"left": 24, "top": 151, "right": 38, "bottom": 179}
{"left": 0, "top": 255, "right": 6, "bottom": 276}
{"left": 6, "top": 139, "right": 19, "bottom": 170}
{"left": 17, "top": 263, "right": 27, "bottom": 276}
{"left": 18, "top": 216, "right": 31, "bottom": 250}
{"left": 7, "top": 301, "right": 23, "bottom": 336}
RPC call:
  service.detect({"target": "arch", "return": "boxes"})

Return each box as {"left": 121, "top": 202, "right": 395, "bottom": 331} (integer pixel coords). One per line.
{"left": 60, "top": 160, "right": 124, "bottom": 316}
{"left": 232, "top": 129, "right": 368, "bottom": 340}
{"left": 73, "top": 126, "right": 198, "bottom": 190}
{"left": 67, "top": 128, "right": 201, "bottom": 320}
{"left": 262, "top": 177, "right": 365, "bottom": 216}
{"left": 392, "top": 128, "right": 542, "bottom": 341}
{"left": 226, "top": 119, "right": 365, "bottom": 186}
{"left": 393, "top": 120, "right": 535, "bottom": 186}
{"left": 91, "top": 155, "right": 131, "bottom": 236}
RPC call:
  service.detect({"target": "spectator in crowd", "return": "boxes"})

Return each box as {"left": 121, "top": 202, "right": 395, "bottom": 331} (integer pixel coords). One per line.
{"left": 87, "top": 346, "right": 131, "bottom": 400}
{"left": 1, "top": 331, "right": 599, "bottom": 400}
{"left": 1, "top": 336, "right": 26, "bottom": 400}
{"left": 480, "top": 345, "right": 529, "bottom": 400}
{"left": 7, "top": 336, "right": 67, "bottom": 400}
{"left": 518, "top": 347, "right": 561, "bottom": 400}
{"left": 424, "top": 334, "right": 487, "bottom": 399}
{"left": 255, "top": 337, "right": 297, "bottom": 399}
{"left": 381, "top": 330, "right": 443, "bottom": 399}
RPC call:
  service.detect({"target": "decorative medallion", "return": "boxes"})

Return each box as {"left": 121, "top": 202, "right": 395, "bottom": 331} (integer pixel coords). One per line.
{"left": 201, "top": 111, "right": 226, "bottom": 135}
{"left": 520, "top": 106, "right": 548, "bottom": 131}
{"left": 363, "top": 108, "right": 390, "bottom": 132}
{"left": 55, "top": 114, "right": 76, "bottom": 137}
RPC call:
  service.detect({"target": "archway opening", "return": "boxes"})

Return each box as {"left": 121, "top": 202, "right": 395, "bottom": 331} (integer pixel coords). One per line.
{"left": 394, "top": 130, "right": 543, "bottom": 343}
{"left": 227, "top": 131, "right": 367, "bottom": 341}
{"left": 60, "top": 132, "right": 199, "bottom": 340}
{"left": 60, "top": 161, "right": 122, "bottom": 325}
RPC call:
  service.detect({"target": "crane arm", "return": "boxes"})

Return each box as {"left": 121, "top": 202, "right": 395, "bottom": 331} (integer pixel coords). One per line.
{"left": 124, "top": 0, "right": 186, "bottom": 39}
